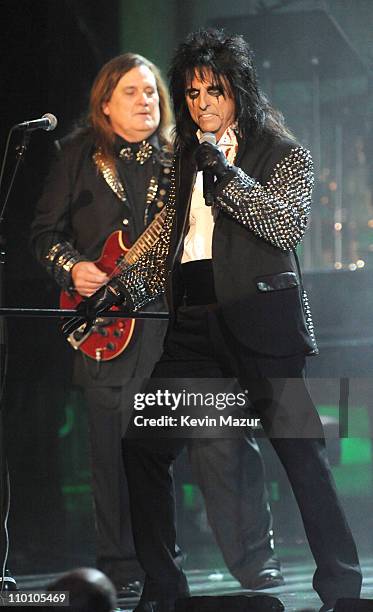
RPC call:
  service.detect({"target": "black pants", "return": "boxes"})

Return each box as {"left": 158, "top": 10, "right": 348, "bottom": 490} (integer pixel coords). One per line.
{"left": 85, "top": 386, "right": 143, "bottom": 583}
{"left": 84, "top": 322, "right": 275, "bottom": 586}
{"left": 123, "top": 302, "right": 361, "bottom": 606}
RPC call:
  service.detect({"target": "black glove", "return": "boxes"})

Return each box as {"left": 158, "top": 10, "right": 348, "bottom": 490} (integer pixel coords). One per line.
{"left": 195, "top": 142, "right": 237, "bottom": 182}
{"left": 62, "top": 280, "right": 129, "bottom": 338}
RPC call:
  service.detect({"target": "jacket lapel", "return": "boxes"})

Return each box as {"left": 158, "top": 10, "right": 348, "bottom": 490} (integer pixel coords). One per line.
{"left": 235, "top": 133, "right": 251, "bottom": 168}
{"left": 93, "top": 150, "right": 126, "bottom": 202}
{"left": 174, "top": 145, "right": 197, "bottom": 254}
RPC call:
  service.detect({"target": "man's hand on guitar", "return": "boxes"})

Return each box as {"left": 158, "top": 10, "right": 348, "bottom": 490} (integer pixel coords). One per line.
{"left": 71, "top": 261, "right": 109, "bottom": 297}
{"left": 62, "top": 279, "right": 130, "bottom": 338}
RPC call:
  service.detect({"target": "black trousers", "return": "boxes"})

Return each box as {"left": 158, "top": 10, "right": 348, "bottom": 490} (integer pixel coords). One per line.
{"left": 84, "top": 321, "right": 275, "bottom": 586}
{"left": 123, "top": 303, "right": 362, "bottom": 606}
{"left": 85, "top": 386, "right": 143, "bottom": 583}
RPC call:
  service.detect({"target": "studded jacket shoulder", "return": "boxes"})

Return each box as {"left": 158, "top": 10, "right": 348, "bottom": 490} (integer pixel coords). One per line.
{"left": 215, "top": 146, "right": 313, "bottom": 251}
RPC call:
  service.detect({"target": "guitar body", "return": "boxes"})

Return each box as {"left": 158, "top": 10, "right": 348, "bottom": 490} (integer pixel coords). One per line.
{"left": 60, "top": 230, "right": 136, "bottom": 361}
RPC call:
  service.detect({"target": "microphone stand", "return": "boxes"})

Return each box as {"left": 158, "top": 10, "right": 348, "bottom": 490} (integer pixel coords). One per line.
{"left": 0, "top": 127, "right": 31, "bottom": 593}
{"left": 0, "top": 213, "right": 6, "bottom": 580}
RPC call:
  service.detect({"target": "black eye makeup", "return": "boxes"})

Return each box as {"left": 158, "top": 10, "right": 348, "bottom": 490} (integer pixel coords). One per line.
{"left": 185, "top": 85, "right": 224, "bottom": 100}
{"left": 186, "top": 88, "right": 199, "bottom": 100}
{"left": 207, "top": 86, "right": 224, "bottom": 97}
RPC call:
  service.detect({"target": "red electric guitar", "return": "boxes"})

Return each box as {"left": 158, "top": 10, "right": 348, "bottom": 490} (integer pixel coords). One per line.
{"left": 60, "top": 206, "right": 167, "bottom": 362}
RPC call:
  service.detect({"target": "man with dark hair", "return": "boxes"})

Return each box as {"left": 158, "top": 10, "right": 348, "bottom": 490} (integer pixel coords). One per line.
{"left": 67, "top": 31, "right": 362, "bottom": 612}
{"left": 31, "top": 50, "right": 282, "bottom": 599}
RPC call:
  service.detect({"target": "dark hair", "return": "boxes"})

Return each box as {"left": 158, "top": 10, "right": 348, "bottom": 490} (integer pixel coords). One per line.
{"left": 168, "top": 28, "right": 294, "bottom": 151}
{"left": 88, "top": 52, "right": 173, "bottom": 168}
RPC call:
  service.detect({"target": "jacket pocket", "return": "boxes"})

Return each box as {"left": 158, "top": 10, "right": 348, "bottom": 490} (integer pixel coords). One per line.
{"left": 256, "top": 271, "right": 299, "bottom": 292}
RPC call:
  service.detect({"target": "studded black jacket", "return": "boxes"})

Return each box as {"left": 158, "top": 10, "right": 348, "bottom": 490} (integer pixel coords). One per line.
{"left": 100, "top": 129, "right": 317, "bottom": 357}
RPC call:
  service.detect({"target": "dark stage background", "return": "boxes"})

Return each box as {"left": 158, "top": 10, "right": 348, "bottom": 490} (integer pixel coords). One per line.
{"left": 1, "top": 0, "right": 373, "bottom": 583}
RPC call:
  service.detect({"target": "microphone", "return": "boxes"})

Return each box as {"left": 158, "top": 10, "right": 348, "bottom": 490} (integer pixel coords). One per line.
{"left": 198, "top": 132, "right": 216, "bottom": 206}
{"left": 15, "top": 113, "right": 58, "bottom": 132}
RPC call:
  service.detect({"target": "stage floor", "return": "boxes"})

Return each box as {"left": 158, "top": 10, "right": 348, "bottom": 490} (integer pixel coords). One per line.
{"left": 15, "top": 556, "right": 373, "bottom": 611}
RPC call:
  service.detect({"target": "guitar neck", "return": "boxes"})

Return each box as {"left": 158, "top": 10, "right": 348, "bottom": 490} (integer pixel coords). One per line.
{"left": 124, "top": 207, "right": 167, "bottom": 266}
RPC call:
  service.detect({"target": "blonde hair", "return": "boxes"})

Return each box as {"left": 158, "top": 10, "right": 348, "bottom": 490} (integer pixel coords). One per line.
{"left": 89, "top": 53, "right": 173, "bottom": 167}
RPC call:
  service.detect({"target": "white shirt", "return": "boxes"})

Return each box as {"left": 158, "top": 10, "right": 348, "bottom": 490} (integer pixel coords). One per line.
{"left": 181, "top": 126, "right": 239, "bottom": 263}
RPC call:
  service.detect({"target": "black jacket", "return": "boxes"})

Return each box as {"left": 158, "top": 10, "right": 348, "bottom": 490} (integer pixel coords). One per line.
{"left": 115, "top": 129, "right": 317, "bottom": 358}
{"left": 31, "top": 129, "right": 162, "bottom": 280}
{"left": 30, "top": 128, "right": 167, "bottom": 386}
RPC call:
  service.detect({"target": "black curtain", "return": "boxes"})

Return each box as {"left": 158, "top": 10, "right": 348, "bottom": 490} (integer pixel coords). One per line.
{"left": 0, "top": 0, "right": 120, "bottom": 574}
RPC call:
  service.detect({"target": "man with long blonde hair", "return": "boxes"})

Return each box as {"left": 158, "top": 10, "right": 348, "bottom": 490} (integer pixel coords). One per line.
{"left": 31, "top": 52, "right": 174, "bottom": 597}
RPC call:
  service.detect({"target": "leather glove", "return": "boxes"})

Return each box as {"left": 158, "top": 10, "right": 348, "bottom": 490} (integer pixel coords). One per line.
{"left": 195, "top": 142, "right": 237, "bottom": 182}
{"left": 62, "top": 280, "right": 129, "bottom": 338}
